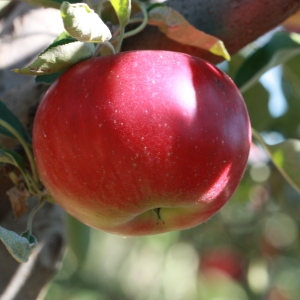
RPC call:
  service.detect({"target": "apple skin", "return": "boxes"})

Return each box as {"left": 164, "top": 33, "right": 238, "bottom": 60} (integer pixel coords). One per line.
{"left": 33, "top": 50, "right": 251, "bottom": 236}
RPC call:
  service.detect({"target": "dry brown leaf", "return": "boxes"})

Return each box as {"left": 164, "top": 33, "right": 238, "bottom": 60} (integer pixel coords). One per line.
{"left": 148, "top": 6, "right": 230, "bottom": 60}
{"left": 6, "top": 183, "right": 30, "bottom": 219}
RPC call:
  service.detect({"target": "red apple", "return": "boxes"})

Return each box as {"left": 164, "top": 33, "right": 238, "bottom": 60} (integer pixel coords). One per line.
{"left": 33, "top": 50, "right": 251, "bottom": 236}
{"left": 200, "top": 247, "right": 245, "bottom": 280}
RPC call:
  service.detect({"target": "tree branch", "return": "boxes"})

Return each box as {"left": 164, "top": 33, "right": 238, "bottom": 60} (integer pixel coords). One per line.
{"left": 0, "top": 198, "right": 66, "bottom": 300}
{"left": 122, "top": 0, "right": 300, "bottom": 63}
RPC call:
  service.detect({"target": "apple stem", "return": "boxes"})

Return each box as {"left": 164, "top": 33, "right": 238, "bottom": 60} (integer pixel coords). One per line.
{"left": 251, "top": 128, "right": 271, "bottom": 157}
{"left": 95, "top": 0, "right": 106, "bottom": 17}
{"left": 123, "top": 2, "right": 148, "bottom": 39}
{"left": 153, "top": 208, "right": 165, "bottom": 224}
{"left": 94, "top": 40, "right": 116, "bottom": 57}
{"left": 115, "top": 27, "right": 125, "bottom": 53}
{"left": 26, "top": 197, "right": 46, "bottom": 236}
{"left": 111, "top": 1, "right": 148, "bottom": 43}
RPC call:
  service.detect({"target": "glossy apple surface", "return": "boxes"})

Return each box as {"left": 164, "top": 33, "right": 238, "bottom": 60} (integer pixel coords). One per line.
{"left": 33, "top": 50, "right": 251, "bottom": 236}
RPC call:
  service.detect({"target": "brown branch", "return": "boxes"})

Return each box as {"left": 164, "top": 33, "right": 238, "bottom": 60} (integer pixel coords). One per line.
{"left": 123, "top": 0, "right": 300, "bottom": 63}
{"left": 0, "top": 198, "right": 66, "bottom": 300}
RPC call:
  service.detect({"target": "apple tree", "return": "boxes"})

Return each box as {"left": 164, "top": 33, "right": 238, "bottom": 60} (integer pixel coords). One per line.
{"left": 0, "top": 0, "right": 300, "bottom": 299}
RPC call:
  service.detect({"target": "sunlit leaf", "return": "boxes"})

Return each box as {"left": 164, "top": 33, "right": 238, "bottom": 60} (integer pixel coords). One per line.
{"left": 33, "top": 33, "right": 76, "bottom": 82}
{"left": 61, "top": 1, "right": 112, "bottom": 43}
{"left": 235, "top": 32, "right": 300, "bottom": 93}
{"left": 148, "top": 6, "right": 230, "bottom": 61}
{"left": 45, "top": 32, "right": 77, "bottom": 51}
{"left": 13, "top": 41, "right": 95, "bottom": 75}
{"left": 110, "top": 0, "right": 131, "bottom": 27}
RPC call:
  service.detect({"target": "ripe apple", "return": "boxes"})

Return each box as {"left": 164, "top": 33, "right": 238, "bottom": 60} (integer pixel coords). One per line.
{"left": 199, "top": 247, "right": 245, "bottom": 280}
{"left": 33, "top": 50, "right": 251, "bottom": 236}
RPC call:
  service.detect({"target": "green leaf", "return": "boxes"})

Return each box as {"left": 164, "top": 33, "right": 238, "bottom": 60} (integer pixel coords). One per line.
{"left": 0, "top": 226, "right": 37, "bottom": 263}
{"left": 13, "top": 41, "right": 95, "bottom": 75}
{"left": 53, "top": 31, "right": 74, "bottom": 41}
{"left": 0, "top": 148, "right": 38, "bottom": 194}
{"left": 0, "top": 102, "right": 39, "bottom": 188}
{"left": 35, "top": 70, "right": 66, "bottom": 85}
{"left": 110, "top": 0, "right": 131, "bottom": 28}
{"left": 43, "top": 36, "right": 78, "bottom": 53}
{"left": 148, "top": 6, "right": 230, "bottom": 61}
{"left": 0, "top": 100, "right": 31, "bottom": 143}
{"left": 67, "top": 215, "right": 91, "bottom": 268}
{"left": 253, "top": 129, "right": 300, "bottom": 194}
{"left": 61, "top": 1, "right": 112, "bottom": 43}
{"left": 34, "top": 33, "right": 75, "bottom": 82}
{"left": 0, "top": 148, "right": 25, "bottom": 169}
{"left": 22, "top": 230, "right": 38, "bottom": 245}
{"left": 268, "top": 139, "right": 300, "bottom": 194}
{"left": 235, "top": 31, "right": 300, "bottom": 93}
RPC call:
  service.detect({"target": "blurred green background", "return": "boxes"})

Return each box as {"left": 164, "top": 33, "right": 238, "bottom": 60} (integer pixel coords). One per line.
{"left": 44, "top": 28, "right": 300, "bottom": 300}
